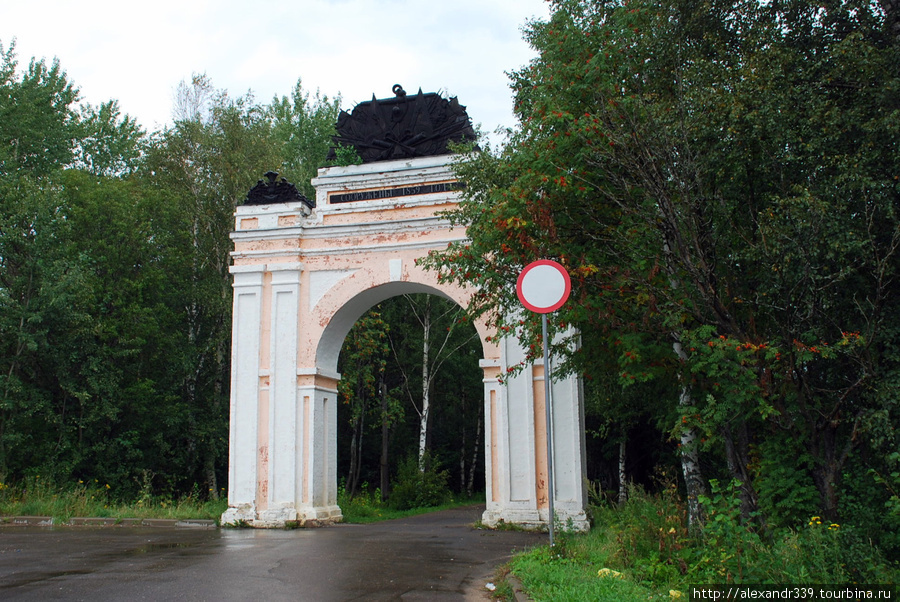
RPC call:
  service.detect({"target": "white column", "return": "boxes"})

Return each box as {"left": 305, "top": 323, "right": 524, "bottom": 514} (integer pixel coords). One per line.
{"left": 259, "top": 264, "right": 303, "bottom": 525}
{"left": 480, "top": 359, "right": 501, "bottom": 525}
{"left": 550, "top": 362, "right": 589, "bottom": 529}
{"left": 296, "top": 370, "right": 344, "bottom": 522}
{"left": 222, "top": 266, "right": 264, "bottom": 524}
{"left": 504, "top": 337, "right": 538, "bottom": 509}
{"left": 488, "top": 336, "right": 542, "bottom": 528}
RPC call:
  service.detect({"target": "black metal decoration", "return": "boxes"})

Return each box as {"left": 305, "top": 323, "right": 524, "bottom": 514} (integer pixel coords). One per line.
{"left": 327, "top": 85, "right": 477, "bottom": 163}
{"left": 243, "top": 171, "right": 315, "bottom": 209}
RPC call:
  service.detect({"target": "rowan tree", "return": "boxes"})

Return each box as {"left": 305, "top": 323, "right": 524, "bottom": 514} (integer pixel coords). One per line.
{"left": 421, "top": 0, "right": 900, "bottom": 535}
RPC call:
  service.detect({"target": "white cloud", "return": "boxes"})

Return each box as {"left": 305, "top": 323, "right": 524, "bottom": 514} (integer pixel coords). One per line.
{"left": 1, "top": 0, "right": 550, "bottom": 138}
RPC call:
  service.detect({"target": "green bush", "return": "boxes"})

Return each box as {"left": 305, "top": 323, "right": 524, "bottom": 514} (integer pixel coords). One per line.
{"left": 838, "top": 454, "right": 900, "bottom": 563}
{"left": 388, "top": 452, "right": 451, "bottom": 511}
{"left": 754, "top": 436, "right": 820, "bottom": 530}
{"left": 507, "top": 483, "right": 899, "bottom": 600}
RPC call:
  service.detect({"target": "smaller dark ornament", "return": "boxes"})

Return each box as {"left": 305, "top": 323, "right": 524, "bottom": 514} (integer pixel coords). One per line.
{"left": 243, "top": 171, "right": 314, "bottom": 209}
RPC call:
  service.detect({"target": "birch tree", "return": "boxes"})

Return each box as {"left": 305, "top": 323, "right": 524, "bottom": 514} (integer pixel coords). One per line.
{"left": 387, "top": 294, "right": 479, "bottom": 470}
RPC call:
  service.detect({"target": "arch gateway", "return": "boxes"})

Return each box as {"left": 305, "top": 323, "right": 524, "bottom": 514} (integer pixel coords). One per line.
{"left": 221, "top": 89, "right": 589, "bottom": 530}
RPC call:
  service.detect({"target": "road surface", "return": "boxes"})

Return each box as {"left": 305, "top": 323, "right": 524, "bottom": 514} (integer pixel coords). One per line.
{"left": 0, "top": 504, "right": 544, "bottom": 601}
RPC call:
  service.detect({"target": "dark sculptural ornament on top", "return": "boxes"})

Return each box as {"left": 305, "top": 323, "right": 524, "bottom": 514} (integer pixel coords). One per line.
{"left": 243, "top": 171, "right": 314, "bottom": 209}
{"left": 327, "top": 85, "right": 478, "bottom": 164}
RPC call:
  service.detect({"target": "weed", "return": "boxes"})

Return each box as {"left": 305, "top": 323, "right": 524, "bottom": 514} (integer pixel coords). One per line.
{"left": 506, "top": 484, "right": 899, "bottom": 601}
{"left": 0, "top": 478, "right": 227, "bottom": 523}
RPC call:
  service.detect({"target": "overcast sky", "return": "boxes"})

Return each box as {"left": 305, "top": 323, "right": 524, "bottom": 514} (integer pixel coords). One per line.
{"left": 1, "top": 0, "right": 551, "bottom": 143}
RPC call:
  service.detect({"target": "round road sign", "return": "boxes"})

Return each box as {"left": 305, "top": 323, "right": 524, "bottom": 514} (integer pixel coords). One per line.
{"left": 516, "top": 260, "right": 571, "bottom": 314}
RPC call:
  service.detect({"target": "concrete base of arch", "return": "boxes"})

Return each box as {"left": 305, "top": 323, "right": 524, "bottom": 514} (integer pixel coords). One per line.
{"left": 222, "top": 155, "right": 589, "bottom": 530}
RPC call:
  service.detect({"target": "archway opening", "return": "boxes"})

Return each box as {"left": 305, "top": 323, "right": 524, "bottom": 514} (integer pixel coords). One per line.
{"left": 334, "top": 293, "right": 485, "bottom": 512}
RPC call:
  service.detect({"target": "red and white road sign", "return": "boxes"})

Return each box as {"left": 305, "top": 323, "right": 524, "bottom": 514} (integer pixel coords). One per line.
{"left": 516, "top": 260, "right": 571, "bottom": 314}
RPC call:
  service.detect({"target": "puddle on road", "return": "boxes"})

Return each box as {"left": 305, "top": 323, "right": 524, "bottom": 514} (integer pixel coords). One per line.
{"left": 124, "top": 541, "right": 196, "bottom": 555}
{"left": 0, "top": 569, "right": 93, "bottom": 590}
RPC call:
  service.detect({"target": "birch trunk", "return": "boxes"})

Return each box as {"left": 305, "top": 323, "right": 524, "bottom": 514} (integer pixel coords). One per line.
{"left": 673, "top": 338, "right": 707, "bottom": 529}
{"left": 459, "top": 414, "right": 467, "bottom": 492}
{"left": 467, "top": 414, "right": 481, "bottom": 497}
{"left": 380, "top": 378, "right": 390, "bottom": 502}
{"left": 618, "top": 439, "right": 627, "bottom": 506}
{"left": 418, "top": 297, "right": 431, "bottom": 470}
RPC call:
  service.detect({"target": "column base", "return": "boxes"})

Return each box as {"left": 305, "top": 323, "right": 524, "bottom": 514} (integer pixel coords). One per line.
{"left": 221, "top": 504, "right": 343, "bottom": 528}
{"left": 221, "top": 503, "right": 256, "bottom": 526}
{"left": 481, "top": 506, "right": 590, "bottom": 533}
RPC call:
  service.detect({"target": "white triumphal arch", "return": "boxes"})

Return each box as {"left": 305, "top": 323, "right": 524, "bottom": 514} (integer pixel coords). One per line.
{"left": 222, "top": 89, "right": 588, "bottom": 530}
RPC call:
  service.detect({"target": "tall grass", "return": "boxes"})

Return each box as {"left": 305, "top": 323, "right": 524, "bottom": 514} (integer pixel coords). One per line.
{"left": 509, "top": 483, "right": 899, "bottom": 601}
{"left": 0, "top": 476, "right": 483, "bottom": 526}
{"left": 0, "top": 477, "right": 227, "bottom": 523}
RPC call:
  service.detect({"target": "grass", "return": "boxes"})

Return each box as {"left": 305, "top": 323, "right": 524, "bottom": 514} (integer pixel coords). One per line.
{"left": 337, "top": 487, "right": 486, "bottom": 524}
{"left": 501, "top": 485, "right": 900, "bottom": 602}
{"left": 0, "top": 477, "right": 227, "bottom": 524}
{"left": 0, "top": 476, "right": 486, "bottom": 527}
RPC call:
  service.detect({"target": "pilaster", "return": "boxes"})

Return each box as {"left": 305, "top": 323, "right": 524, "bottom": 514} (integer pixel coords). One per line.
{"left": 223, "top": 266, "right": 264, "bottom": 524}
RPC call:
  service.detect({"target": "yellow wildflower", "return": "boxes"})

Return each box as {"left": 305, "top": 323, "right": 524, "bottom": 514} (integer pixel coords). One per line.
{"left": 670, "top": 590, "right": 684, "bottom": 599}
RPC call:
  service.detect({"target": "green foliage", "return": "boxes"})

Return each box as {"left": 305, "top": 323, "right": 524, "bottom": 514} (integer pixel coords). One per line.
{"left": 336, "top": 480, "right": 482, "bottom": 524}
{"left": 695, "top": 480, "right": 765, "bottom": 582}
{"left": 0, "top": 40, "right": 79, "bottom": 176}
{"left": 421, "top": 0, "right": 900, "bottom": 541}
{"left": 512, "top": 548, "right": 657, "bottom": 602}
{"left": 339, "top": 311, "right": 392, "bottom": 416}
{"left": 839, "top": 453, "right": 900, "bottom": 562}
{"left": 0, "top": 477, "right": 227, "bottom": 523}
{"left": 691, "top": 482, "right": 893, "bottom": 584}
{"left": 75, "top": 100, "right": 144, "bottom": 176}
{"left": 388, "top": 452, "right": 451, "bottom": 511}
{"left": 267, "top": 79, "right": 342, "bottom": 197}
{"left": 0, "top": 52, "right": 342, "bottom": 502}
{"left": 336, "top": 294, "right": 485, "bottom": 503}
{"left": 330, "top": 143, "right": 362, "bottom": 167}
{"left": 0, "top": 45, "right": 172, "bottom": 493}
{"left": 876, "top": 452, "right": 900, "bottom": 526}
{"left": 336, "top": 483, "right": 387, "bottom": 522}
{"left": 338, "top": 309, "right": 401, "bottom": 498}
{"left": 510, "top": 487, "right": 897, "bottom": 600}
{"left": 752, "top": 437, "right": 820, "bottom": 530}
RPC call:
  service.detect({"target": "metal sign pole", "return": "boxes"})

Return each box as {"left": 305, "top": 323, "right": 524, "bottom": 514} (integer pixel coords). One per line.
{"left": 543, "top": 312, "right": 555, "bottom": 547}
{"left": 515, "top": 259, "right": 570, "bottom": 548}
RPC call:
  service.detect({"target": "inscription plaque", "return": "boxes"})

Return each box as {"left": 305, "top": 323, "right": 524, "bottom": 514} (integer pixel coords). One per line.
{"left": 329, "top": 181, "right": 462, "bottom": 204}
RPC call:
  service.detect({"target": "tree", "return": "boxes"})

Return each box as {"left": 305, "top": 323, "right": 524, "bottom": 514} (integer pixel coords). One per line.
{"left": 385, "top": 294, "right": 480, "bottom": 470}
{"left": 0, "top": 41, "right": 78, "bottom": 177}
{"left": 0, "top": 46, "right": 350, "bottom": 501}
{"left": 337, "top": 310, "right": 401, "bottom": 499}
{"left": 337, "top": 295, "right": 485, "bottom": 500}
{"left": 142, "top": 74, "right": 283, "bottom": 498}
{"left": 75, "top": 100, "right": 144, "bottom": 176}
{"left": 267, "top": 80, "right": 343, "bottom": 198}
{"left": 421, "top": 0, "right": 900, "bottom": 532}
{"left": 0, "top": 42, "right": 161, "bottom": 487}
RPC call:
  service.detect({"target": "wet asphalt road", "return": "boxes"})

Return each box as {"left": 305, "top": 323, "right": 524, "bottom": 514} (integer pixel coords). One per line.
{"left": 0, "top": 504, "right": 545, "bottom": 601}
